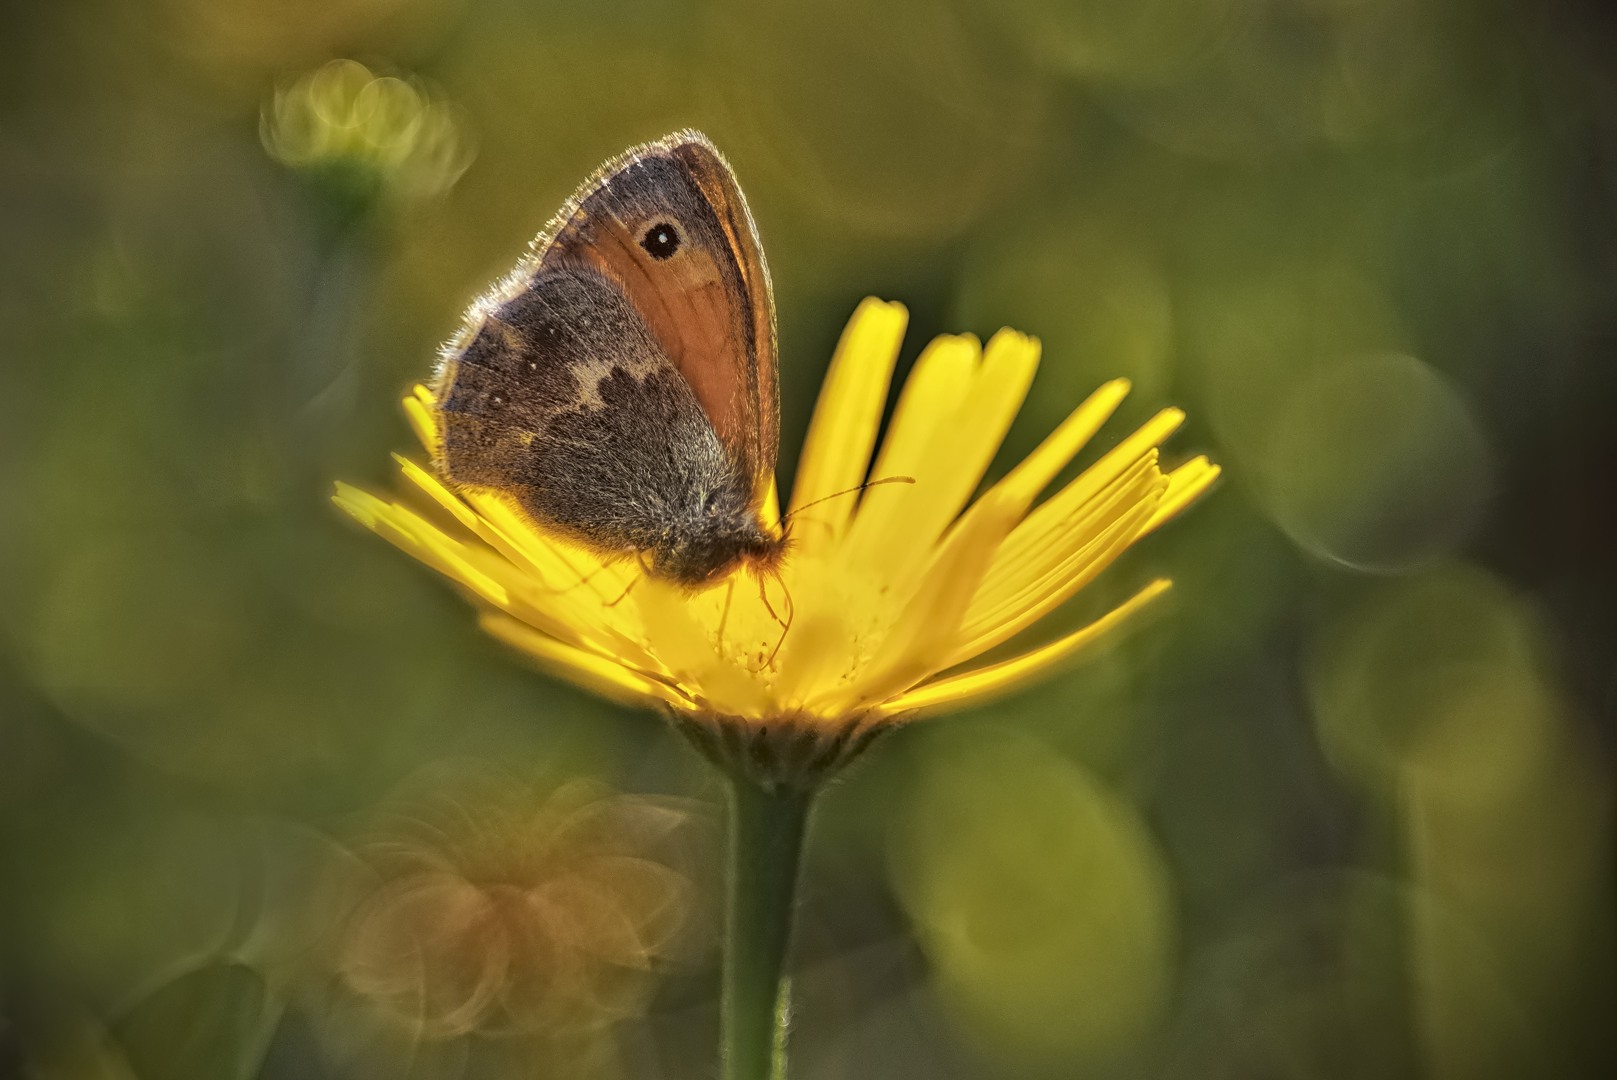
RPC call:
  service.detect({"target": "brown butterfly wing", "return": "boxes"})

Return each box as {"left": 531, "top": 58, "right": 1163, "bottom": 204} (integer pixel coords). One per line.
{"left": 537, "top": 132, "right": 779, "bottom": 501}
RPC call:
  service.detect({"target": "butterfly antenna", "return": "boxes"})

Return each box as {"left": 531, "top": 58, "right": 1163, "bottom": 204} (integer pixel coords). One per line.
{"left": 781, "top": 475, "right": 915, "bottom": 525}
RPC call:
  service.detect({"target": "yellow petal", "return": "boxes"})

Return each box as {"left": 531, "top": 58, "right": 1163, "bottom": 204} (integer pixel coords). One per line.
{"left": 843, "top": 329, "right": 1040, "bottom": 590}
{"left": 971, "top": 451, "right": 1161, "bottom": 616}
{"left": 1142, "top": 457, "right": 1221, "bottom": 535}
{"left": 339, "top": 481, "right": 639, "bottom": 663}
{"left": 332, "top": 481, "right": 381, "bottom": 529}
{"left": 786, "top": 298, "right": 908, "bottom": 554}
{"left": 875, "top": 579, "right": 1173, "bottom": 718}
{"left": 421, "top": 484, "right": 648, "bottom": 659}
{"left": 403, "top": 386, "right": 439, "bottom": 452}
{"left": 770, "top": 604, "right": 857, "bottom": 711}
{"left": 636, "top": 579, "right": 770, "bottom": 716}
{"left": 393, "top": 454, "right": 481, "bottom": 532}
{"left": 389, "top": 455, "right": 620, "bottom": 634}
{"left": 390, "top": 410, "right": 658, "bottom": 668}
{"left": 457, "top": 493, "right": 592, "bottom": 588}
{"left": 457, "top": 492, "right": 644, "bottom": 645}
{"left": 479, "top": 612, "right": 688, "bottom": 711}
{"left": 950, "top": 480, "right": 1165, "bottom": 666}
{"left": 996, "top": 407, "right": 1183, "bottom": 566}
{"left": 857, "top": 333, "right": 979, "bottom": 491}
{"left": 833, "top": 332, "right": 977, "bottom": 560}
{"left": 988, "top": 377, "right": 1132, "bottom": 507}
{"left": 823, "top": 488, "right": 1023, "bottom": 712}
{"left": 334, "top": 484, "right": 510, "bottom": 608}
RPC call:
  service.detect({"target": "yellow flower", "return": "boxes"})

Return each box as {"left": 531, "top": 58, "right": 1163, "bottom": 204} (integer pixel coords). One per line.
{"left": 261, "top": 59, "right": 472, "bottom": 203}
{"left": 337, "top": 776, "right": 697, "bottom": 1038}
{"left": 335, "top": 299, "right": 1217, "bottom": 785}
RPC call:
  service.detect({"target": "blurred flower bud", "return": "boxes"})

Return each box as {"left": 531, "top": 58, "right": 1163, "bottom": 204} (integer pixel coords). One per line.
{"left": 336, "top": 773, "right": 703, "bottom": 1039}
{"left": 261, "top": 59, "right": 472, "bottom": 218}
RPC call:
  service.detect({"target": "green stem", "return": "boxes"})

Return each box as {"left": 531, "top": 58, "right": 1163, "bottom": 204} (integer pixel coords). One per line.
{"left": 723, "top": 777, "right": 813, "bottom": 1080}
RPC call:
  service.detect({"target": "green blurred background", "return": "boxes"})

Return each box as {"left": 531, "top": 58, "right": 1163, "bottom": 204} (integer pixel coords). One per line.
{"left": 1, "top": 0, "right": 1613, "bottom": 1077}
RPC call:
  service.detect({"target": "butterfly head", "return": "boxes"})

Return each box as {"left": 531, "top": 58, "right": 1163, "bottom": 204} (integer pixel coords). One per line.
{"left": 652, "top": 488, "right": 788, "bottom": 592}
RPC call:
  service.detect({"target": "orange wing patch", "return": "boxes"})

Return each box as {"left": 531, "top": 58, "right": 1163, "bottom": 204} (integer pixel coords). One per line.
{"left": 537, "top": 134, "right": 779, "bottom": 499}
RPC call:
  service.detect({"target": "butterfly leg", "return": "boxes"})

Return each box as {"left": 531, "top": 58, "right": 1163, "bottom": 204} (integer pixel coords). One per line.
{"left": 716, "top": 576, "right": 737, "bottom": 649}
{"left": 603, "top": 578, "right": 639, "bottom": 607}
{"left": 756, "top": 572, "right": 781, "bottom": 627}
{"left": 535, "top": 555, "right": 611, "bottom": 599}
{"left": 753, "top": 570, "right": 795, "bottom": 671}
{"left": 603, "top": 558, "right": 647, "bottom": 608}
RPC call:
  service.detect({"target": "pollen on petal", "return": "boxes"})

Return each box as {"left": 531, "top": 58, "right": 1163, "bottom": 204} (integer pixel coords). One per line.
{"left": 770, "top": 605, "right": 857, "bottom": 712}
{"left": 824, "top": 488, "right": 1023, "bottom": 713}
{"left": 636, "top": 580, "right": 755, "bottom": 708}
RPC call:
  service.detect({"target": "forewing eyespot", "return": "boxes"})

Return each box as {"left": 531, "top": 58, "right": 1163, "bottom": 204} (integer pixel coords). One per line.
{"left": 641, "top": 222, "right": 680, "bottom": 259}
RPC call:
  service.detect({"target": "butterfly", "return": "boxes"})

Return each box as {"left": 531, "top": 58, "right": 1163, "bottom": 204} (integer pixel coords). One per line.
{"left": 431, "top": 131, "right": 786, "bottom": 592}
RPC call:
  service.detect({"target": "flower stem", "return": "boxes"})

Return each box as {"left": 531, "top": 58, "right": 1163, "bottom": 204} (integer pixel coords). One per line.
{"left": 723, "top": 776, "right": 812, "bottom": 1080}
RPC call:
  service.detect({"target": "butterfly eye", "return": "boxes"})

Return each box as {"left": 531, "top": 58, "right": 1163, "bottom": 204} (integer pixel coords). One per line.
{"left": 641, "top": 222, "right": 680, "bottom": 260}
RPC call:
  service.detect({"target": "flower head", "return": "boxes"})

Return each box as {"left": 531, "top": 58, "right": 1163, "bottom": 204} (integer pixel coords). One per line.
{"left": 338, "top": 775, "right": 698, "bottom": 1038}
{"left": 261, "top": 59, "right": 472, "bottom": 209}
{"left": 336, "top": 299, "right": 1217, "bottom": 785}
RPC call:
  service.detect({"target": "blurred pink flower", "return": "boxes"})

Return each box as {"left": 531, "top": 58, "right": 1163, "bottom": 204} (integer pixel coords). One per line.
{"left": 337, "top": 775, "right": 702, "bottom": 1038}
